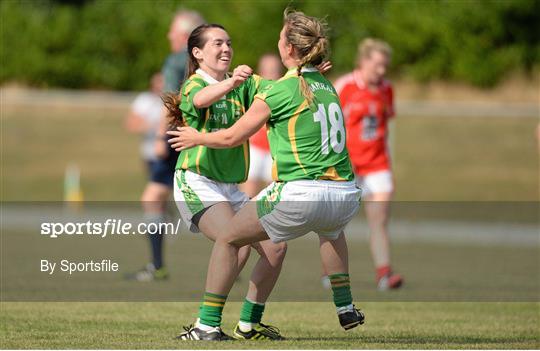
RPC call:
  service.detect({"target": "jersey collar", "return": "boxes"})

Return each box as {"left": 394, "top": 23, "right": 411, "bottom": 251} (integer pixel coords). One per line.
{"left": 195, "top": 68, "right": 230, "bottom": 85}
{"left": 284, "top": 65, "right": 319, "bottom": 78}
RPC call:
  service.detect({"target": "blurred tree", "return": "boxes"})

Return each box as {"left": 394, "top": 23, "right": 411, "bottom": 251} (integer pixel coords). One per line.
{"left": 1, "top": 0, "right": 538, "bottom": 90}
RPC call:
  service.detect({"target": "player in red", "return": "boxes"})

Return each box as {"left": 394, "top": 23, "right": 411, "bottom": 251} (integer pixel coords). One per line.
{"left": 334, "top": 38, "right": 403, "bottom": 290}
{"left": 240, "top": 53, "right": 283, "bottom": 198}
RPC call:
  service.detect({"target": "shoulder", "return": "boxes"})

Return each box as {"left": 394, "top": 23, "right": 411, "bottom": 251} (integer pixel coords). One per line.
{"left": 182, "top": 74, "right": 206, "bottom": 95}
{"left": 163, "top": 50, "right": 187, "bottom": 68}
{"left": 255, "top": 77, "right": 292, "bottom": 102}
{"left": 236, "top": 74, "right": 262, "bottom": 91}
{"left": 333, "top": 72, "right": 355, "bottom": 94}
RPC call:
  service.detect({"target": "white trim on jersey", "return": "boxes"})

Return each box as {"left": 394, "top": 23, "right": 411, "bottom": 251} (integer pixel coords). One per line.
{"left": 195, "top": 68, "right": 231, "bottom": 100}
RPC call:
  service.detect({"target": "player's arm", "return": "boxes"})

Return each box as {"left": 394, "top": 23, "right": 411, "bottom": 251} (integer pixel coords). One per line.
{"left": 193, "top": 65, "right": 253, "bottom": 108}
{"left": 124, "top": 111, "right": 149, "bottom": 134}
{"left": 125, "top": 95, "right": 151, "bottom": 133}
{"left": 168, "top": 98, "right": 270, "bottom": 150}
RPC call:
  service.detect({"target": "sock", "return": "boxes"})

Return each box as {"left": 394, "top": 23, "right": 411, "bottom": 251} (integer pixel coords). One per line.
{"left": 145, "top": 213, "right": 165, "bottom": 269}
{"left": 329, "top": 273, "right": 353, "bottom": 308}
{"left": 239, "top": 298, "right": 265, "bottom": 330}
{"left": 376, "top": 265, "right": 391, "bottom": 280}
{"left": 195, "top": 318, "right": 215, "bottom": 331}
{"left": 336, "top": 304, "right": 354, "bottom": 314}
{"left": 198, "top": 292, "right": 227, "bottom": 327}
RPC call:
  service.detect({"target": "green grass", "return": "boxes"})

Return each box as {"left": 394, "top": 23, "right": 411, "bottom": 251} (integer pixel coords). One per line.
{"left": 1, "top": 107, "right": 538, "bottom": 201}
{"left": 1, "top": 302, "right": 538, "bottom": 349}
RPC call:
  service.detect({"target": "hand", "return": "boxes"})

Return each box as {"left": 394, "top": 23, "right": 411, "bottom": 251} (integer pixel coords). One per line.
{"left": 316, "top": 60, "right": 332, "bottom": 74}
{"left": 167, "top": 127, "right": 202, "bottom": 151}
{"left": 230, "top": 65, "right": 253, "bottom": 88}
{"left": 154, "top": 139, "right": 168, "bottom": 159}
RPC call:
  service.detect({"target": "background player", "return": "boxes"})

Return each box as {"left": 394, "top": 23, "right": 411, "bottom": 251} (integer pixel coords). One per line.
{"left": 128, "top": 10, "right": 205, "bottom": 281}
{"left": 240, "top": 53, "right": 283, "bottom": 198}
{"left": 333, "top": 38, "right": 403, "bottom": 290}
{"left": 124, "top": 73, "right": 166, "bottom": 279}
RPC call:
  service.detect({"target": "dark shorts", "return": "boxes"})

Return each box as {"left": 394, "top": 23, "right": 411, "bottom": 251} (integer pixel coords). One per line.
{"left": 147, "top": 149, "right": 179, "bottom": 188}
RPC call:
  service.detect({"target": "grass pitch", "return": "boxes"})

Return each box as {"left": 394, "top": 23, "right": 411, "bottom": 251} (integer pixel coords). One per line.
{"left": 1, "top": 104, "right": 538, "bottom": 349}
{"left": 1, "top": 302, "right": 538, "bottom": 349}
{"left": 1, "top": 107, "right": 538, "bottom": 201}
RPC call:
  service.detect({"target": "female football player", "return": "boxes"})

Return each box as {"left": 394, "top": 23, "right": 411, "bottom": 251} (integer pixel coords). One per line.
{"left": 333, "top": 38, "right": 403, "bottom": 290}
{"left": 162, "top": 23, "right": 287, "bottom": 341}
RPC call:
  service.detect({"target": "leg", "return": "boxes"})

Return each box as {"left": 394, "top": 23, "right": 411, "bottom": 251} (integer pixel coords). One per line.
{"left": 204, "top": 201, "right": 269, "bottom": 295}
{"left": 197, "top": 202, "right": 252, "bottom": 278}
{"left": 364, "top": 192, "right": 392, "bottom": 269}
{"left": 320, "top": 231, "right": 365, "bottom": 330}
{"left": 365, "top": 191, "right": 402, "bottom": 289}
{"left": 193, "top": 202, "right": 268, "bottom": 333}
{"left": 246, "top": 240, "right": 287, "bottom": 303}
{"left": 234, "top": 240, "right": 287, "bottom": 339}
{"left": 141, "top": 182, "right": 170, "bottom": 271}
{"left": 239, "top": 179, "right": 264, "bottom": 199}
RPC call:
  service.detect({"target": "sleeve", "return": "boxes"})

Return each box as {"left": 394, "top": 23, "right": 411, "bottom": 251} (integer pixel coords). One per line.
{"left": 179, "top": 77, "right": 206, "bottom": 124}
{"left": 243, "top": 74, "right": 273, "bottom": 106}
{"left": 254, "top": 82, "right": 288, "bottom": 123}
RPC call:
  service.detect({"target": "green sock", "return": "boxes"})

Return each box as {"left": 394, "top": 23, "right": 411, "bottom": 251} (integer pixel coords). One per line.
{"left": 329, "top": 273, "right": 352, "bottom": 308}
{"left": 239, "top": 298, "right": 265, "bottom": 324}
{"left": 198, "top": 292, "right": 227, "bottom": 327}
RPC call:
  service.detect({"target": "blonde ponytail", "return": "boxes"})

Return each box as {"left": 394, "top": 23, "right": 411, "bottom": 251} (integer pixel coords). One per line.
{"left": 283, "top": 9, "right": 329, "bottom": 106}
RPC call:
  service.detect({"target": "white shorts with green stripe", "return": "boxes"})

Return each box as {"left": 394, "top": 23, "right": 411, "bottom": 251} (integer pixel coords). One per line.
{"left": 256, "top": 180, "right": 362, "bottom": 243}
{"left": 174, "top": 169, "right": 249, "bottom": 233}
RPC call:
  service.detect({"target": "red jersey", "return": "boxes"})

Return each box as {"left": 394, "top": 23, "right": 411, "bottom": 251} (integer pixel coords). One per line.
{"left": 334, "top": 71, "right": 395, "bottom": 175}
{"left": 249, "top": 125, "right": 270, "bottom": 151}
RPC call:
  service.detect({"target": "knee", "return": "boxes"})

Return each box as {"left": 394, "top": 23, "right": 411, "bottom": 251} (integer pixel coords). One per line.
{"left": 141, "top": 187, "right": 160, "bottom": 203}
{"left": 219, "top": 232, "right": 244, "bottom": 249}
{"left": 140, "top": 189, "right": 152, "bottom": 203}
{"left": 267, "top": 242, "right": 288, "bottom": 264}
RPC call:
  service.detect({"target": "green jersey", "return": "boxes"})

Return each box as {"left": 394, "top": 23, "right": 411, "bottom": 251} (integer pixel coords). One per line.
{"left": 177, "top": 69, "right": 268, "bottom": 183}
{"left": 255, "top": 67, "right": 354, "bottom": 182}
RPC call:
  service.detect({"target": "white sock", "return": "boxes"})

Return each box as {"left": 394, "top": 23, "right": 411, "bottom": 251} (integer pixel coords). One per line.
{"left": 238, "top": 320, "right": 253, "bottom": 332}
{"left": 195, "top": 319, "right": 217, "bottom": 331}
{"left": 336, "top": 304, "right": 354, "bottom": 314}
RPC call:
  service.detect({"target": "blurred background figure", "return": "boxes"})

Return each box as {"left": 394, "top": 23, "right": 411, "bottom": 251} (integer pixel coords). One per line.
{"left": 125, "top": 73, "right": 164, "bottom": 162}
{"left": 333, "top": 38, "right": 403, "bottom": 291}
{"left": 126, "top": 9, "right": 205, "bottom": 282}
{"left": 124, "top": 72, "right": 165, "bottom": 280}
{"left": 240, "top": 53, "right": 284, "bottom": 198}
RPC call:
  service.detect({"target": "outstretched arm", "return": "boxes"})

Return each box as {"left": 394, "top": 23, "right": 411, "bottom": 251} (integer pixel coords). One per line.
{"left": 167, "top": 98, "right": 271, "bottom": 150}
{"left": 193, "top": 65, "right": 253, "bottom": 108}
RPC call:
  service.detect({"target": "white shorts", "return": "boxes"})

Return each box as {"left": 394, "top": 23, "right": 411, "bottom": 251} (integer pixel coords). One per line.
{"left": 355, "top": 170, "right": 394, "bottom": 197}
{"left": 256, "top": 180, "right": 362, "bottom": 243}
{"left": 248, "top": 146, "right": 273, "bottom": 182}
{"left": 173, "top": 169, "right": 249, "bottom": 233}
